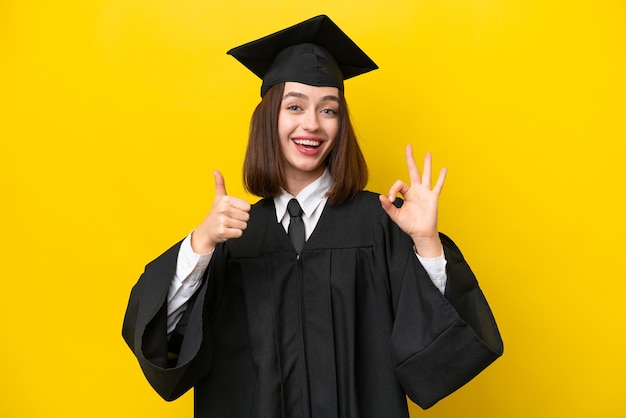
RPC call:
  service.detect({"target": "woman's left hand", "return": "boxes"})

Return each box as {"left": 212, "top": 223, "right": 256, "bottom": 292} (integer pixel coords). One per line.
{"left": 379, "top": 145, "right": 447, "bottom": 257}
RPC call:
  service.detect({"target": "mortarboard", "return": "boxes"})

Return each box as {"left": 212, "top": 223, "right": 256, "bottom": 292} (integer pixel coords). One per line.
{"left": 227, "top": 15, "right": 378, "bottom": 97}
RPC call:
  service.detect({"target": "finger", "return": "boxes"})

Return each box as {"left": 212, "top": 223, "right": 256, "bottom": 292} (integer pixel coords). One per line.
{"left": 224, "top": 196, "right": 252, "bottom": 213}
{"left": 217, "top": 226, "right": 244, "bottom": 241}
{"left": 387, "top": 180, "right": 409, "bottom": 202}
{"left": 405, "top": 144, "right": 421, "bottom": 185}
{"left": 213, "top": 217, "right": 248, "bottom": 242}
{"left": 213, "top": 170, "right": 227, "bottom": 199}
{"left": 422, "top": 152, "right": 432, "bottom": 188}
{"left": 225, "top": 228, "right": 245, "bottom": 239}
{"left": 226, "top": 206, "right": 251, "bottom": 222}
{"left": 222, "top": 217, "right": 248, "bottom": 232}
{"left": 379, "top": 194, "right": 398, "bottom": 217}
{"left": 433, "top": 167, "right": 448, "bottom": 195}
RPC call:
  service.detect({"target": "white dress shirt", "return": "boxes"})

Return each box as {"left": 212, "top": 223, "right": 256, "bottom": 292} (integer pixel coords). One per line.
{"left": 166, "top": 170, "right": 447, "bottom": 333}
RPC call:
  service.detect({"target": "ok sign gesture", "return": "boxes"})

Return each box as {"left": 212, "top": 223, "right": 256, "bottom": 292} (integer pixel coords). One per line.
{"left": 379, "top": 145, "right": 447, "bottom": 258}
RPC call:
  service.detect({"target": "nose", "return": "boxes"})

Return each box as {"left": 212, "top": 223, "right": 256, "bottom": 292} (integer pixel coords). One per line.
{"left": 301, "top": 110, "right": 320, "bottom": 131}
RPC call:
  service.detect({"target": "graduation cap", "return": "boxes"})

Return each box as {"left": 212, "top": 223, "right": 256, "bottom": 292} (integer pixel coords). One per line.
{"left": 227, "top": 15, "right": 378, "bottom": 97}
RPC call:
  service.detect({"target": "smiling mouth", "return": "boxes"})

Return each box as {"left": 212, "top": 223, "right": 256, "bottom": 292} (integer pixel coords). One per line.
{"left": 293, "top": 138, "right": 322, "bottom": 149}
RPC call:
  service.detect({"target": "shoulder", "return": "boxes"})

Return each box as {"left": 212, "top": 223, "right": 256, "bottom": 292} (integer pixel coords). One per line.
{"left": 324, "top": 190, "right": 390, "bottom": 225}
{"left": 247, "top": 197, "right": 275, "bottom": 217}
{"left": 251, "top": 196, "right": 274, "bottom": 208}
{"left": 342, "top": 190, "right": 402, "bottom": 216}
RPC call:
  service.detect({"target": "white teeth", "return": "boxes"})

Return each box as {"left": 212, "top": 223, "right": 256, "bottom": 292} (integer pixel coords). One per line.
{"left": 293, "top": 139, "right": 321, "bottom": 147}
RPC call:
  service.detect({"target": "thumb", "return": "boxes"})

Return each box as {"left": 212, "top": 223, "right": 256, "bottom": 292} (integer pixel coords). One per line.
{"left": 213, "top": 170, "right": 227, "bottom": 198}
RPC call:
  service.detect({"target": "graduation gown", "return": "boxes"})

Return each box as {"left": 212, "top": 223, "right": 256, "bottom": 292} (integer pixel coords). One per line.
{"left": 122, "top": 191, "right": 503, "bottom": 418}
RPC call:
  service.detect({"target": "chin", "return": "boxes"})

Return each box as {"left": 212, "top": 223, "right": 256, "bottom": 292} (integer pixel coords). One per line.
{"left": 287, "top": 161, "right": 324, "bottom": 175}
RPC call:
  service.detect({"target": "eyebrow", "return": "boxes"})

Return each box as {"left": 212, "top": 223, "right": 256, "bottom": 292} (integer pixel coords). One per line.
{"left": 282, "top": 91, "right": 340, "bottom": 103}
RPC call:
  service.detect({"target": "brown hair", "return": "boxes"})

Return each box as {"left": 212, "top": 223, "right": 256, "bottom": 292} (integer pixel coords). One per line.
{"left": 243, "top": 83, "right": 368, "bottom": 204}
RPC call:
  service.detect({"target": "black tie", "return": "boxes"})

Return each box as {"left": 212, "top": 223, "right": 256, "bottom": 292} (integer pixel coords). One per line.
{"left": 287, "top": 198, "right": 305, "bottom": 254}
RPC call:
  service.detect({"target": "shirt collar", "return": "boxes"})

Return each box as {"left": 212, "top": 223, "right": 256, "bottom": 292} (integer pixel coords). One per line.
{"left": 275, "top": 169, "right": 331, "bottom": 221}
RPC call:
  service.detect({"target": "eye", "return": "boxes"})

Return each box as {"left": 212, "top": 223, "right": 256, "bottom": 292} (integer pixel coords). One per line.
{"left": 321, "top": 108, "right": 338, "bottom": 116}
{"left": 286, "top": 104, "right": 302, "bottom": 111}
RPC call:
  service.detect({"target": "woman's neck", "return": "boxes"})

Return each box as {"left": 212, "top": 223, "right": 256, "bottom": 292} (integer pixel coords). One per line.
{"left": 285, "top": 167, "right": 325, "bottom": 197}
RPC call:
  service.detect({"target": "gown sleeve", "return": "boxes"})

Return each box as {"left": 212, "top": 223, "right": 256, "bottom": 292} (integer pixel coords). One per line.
{"left": 386, "top": 221, "right": 504, "bottom": 409}
{"left": 122, "top": 240, "right": 214, "bottom": 401}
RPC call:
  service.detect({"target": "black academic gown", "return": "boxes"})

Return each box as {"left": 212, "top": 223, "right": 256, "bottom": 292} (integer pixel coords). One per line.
{"left": 122, "top": 191, "right": 503, "bottom": 418}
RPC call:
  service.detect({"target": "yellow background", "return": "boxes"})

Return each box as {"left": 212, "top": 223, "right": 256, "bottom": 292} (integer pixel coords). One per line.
{"left": 1, "top": 1, "right": 625, "bottom": 417}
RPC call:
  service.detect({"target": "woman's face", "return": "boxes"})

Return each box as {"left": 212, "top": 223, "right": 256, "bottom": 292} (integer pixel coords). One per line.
{"left": 278, "top": 82, "right": 340, "bottom": 185}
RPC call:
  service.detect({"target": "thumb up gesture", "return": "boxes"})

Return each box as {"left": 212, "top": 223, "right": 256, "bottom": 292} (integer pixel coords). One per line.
{"left": 190, "top": 171, "right": 251, "bottom": 254}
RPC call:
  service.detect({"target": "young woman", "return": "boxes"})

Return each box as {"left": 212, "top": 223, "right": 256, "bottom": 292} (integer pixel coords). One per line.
{"left": 123, "top": 15, "right": 503, "bottom": 418}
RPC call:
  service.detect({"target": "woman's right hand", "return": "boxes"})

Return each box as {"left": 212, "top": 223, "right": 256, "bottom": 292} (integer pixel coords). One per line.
{"left": 190, "top": 170, "right": 251, "bottom": 254}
